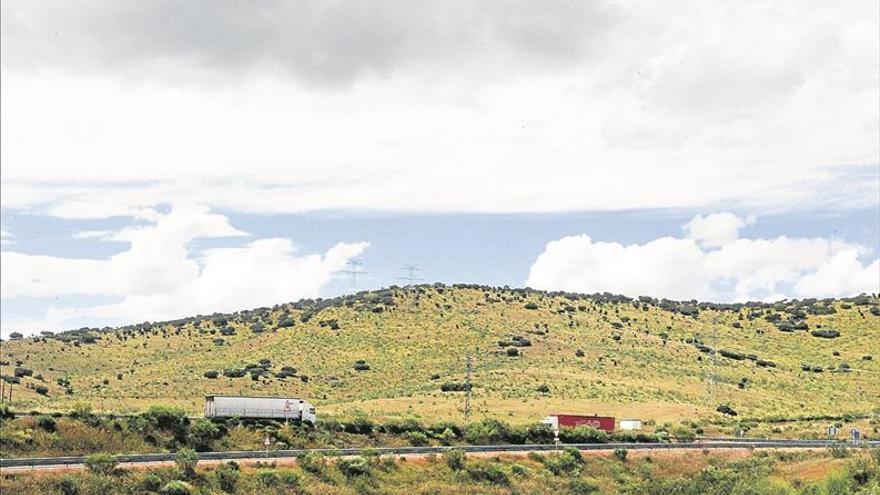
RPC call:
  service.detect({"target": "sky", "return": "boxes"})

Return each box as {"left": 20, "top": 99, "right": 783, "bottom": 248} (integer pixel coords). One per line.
{"left": 1, "top": 1, "right": 878, "bottom": 336}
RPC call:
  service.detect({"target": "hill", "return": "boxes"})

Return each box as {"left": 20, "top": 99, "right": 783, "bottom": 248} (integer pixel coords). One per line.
{"left": 2, "top": 286, "right": 878, "bottom": 432}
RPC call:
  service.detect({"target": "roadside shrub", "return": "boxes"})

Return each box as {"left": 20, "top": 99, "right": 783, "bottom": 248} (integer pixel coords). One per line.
{"left": 214, "top": 461, "right": 240, "bottom": 493}
{"left": 542, "top": 448, "right": 584, "bottom": 476}
{"left": 671, "top": 426, "right": 696, "bottom": 442}
{"left": 203, "top": 370, "right": 219, "bottom": 379}
{"left": 256, "top": 470, "right": 280, "bottom": 486}
{"left": 160, "top": 480, "right": 194, "bottom": 495}
{"left": 464, "top": 461, "right": 509, "bottom": 484}
{"left": 139, "top": 472, "right": 164, "bottom": 492}
{"left": 444, "top": 449, "right": 466, "bottom": 471}
{"left": 56, "top": 475, "right": 81, "bottom": 495}
{"left": 408, "top": 431, "right": 429, "bottom": 446}
{"left": 84, "top": 453, "right": 118, "bottom": 475}
{"left": 37, "top": 415, "right": 57, "bottom": 432}
{"left": 298, "top": 451, "right": 326, "bottom": 475}
{"left": 559, "top": 426, "right": 607, "bottom": 443}
{"left": 568, "top": 479, "right": 600, "bottom": 494}
{"left": 337, "top": 456, "right": 371, "bottom": 477}
{"left": 174, "top": 447, "right": 198, "bottom": 477}
{"left": 828, "top": 443, "right": 851, "bottom": 459}
{"left": 613, "top": 447, "right": 628, "bottom": 462}
{"left": 439, "top": 427, "right": 458, "bottom": 445}
{"left": 188, "top": 418, "right": 220, "bottom": 451}
{"left": 277, "top": 470, "right": 300, "bottom": 486}
{"left": 0, "top": 403, "right": 14, "bottom": 420}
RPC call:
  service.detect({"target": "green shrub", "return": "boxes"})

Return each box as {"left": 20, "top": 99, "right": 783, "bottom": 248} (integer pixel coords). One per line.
{"left": 353, "top": 360, "right": 371, "bottom": 371}
{"left": 811, "top": 329, "right": 841, "bottom": 339}
{"left": 174, "top": 448, "right": 198, "bottom": 477}
{"left": 35, "top": 385, "right": 49, "bottom": 395}
{"left": 408, "top": 431, "right": 429, "bottom": 446}
{"left": 202, "top": 370, "right": 219, "bottom": 379}
{"left": 828, "top": 443, "right": 851, "bottom": 459}
{"left": 439, "top": 427, "right": 457, "bottom": 445}
{"left": 505, "top": 347, "right": 520, "bottom": 357}
{"left": 568, "top": 479, "right": 600, "bottom": 494}
{"left": 84, "top": 453, "right": 118, "bottom": 475}
{"left": 214, "top": 461, "right": 240, "bottom": 493}
{"left": 511, "top": 464, "right": 528, "bottom": 476}
{"left": 559, "top": 426, "right": 607, "bottom": 443}
{"left": 440, "top": 382, "right": 471, "bottom": 392}
{"left": 337, "top": 456, "right": 371, "bottom": 477}
{"left": 139, "top": 472, "right": 164, "bottom": 492}
{"left": 0, "top": 403, "right": 14, "bottom": 420}
{"left": 542, "top": 448, "right": 584, "bottom": 476}
{"left": 464, "top": 461, "right": 509, "bottom": 484}
{"left": 187, "top": 419, "right": 220, "bottom": 451}
{"left": 257, "top": 470, "right": 280, "bottom": 486}
{"left": 298, "top": 451, "right": 325, "bottom": 475}
{"left": 277, "top": 469, "right": 300, "bottom": 486}
{"left": 37, "top": 415, "right": 57, "bottom": 432}
{"left": 56, "top": 475, "right": 80, "bottom": 495}
{"left": 613, "top": 447, "right": 628, "bottom": 462}
{"left": 159, "top": 480, "right": 194, "bottom": 495}
{"left": 444, "top": 449, "right": 466, "bottom": 471}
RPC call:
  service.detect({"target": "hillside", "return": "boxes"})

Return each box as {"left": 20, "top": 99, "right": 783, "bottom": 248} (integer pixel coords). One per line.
{"left": 2, "top": 286, "right": 878, "bottom": 430}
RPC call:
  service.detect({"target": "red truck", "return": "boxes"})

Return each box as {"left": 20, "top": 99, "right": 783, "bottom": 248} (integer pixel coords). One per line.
{"left": 542, "top": 414, "right": 615, "bottom": 432}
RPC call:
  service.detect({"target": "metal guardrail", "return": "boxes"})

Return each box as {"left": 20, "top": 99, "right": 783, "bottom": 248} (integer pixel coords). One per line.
{"left": 2, "top": 439, "right": 877, "bottom": 469}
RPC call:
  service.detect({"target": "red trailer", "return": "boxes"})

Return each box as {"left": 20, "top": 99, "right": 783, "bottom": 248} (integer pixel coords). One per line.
{"left": 543, "top": 414, "right": 615, "bottom": 433}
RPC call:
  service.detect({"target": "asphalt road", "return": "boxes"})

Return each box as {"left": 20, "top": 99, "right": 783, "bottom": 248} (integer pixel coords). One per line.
{"left": 2, "top": 438, "right": 877, "bottom": 472}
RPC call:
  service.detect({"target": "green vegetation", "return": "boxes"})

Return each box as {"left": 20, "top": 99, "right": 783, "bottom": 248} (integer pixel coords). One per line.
{"left": 2, "top": 449, "right": 879, "bottom": 494}
{"left": 1, "top": 286, "right": 877, "bottom": 439}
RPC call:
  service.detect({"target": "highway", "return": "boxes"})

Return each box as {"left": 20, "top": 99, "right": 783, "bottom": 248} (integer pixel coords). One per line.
{"left": 2, "top": 438, "right": 877, "bottom": 472}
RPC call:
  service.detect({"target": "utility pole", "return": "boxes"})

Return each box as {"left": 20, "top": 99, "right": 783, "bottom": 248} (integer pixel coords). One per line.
{"left": 339, "top": 259, "right": 368, "bottom": 291}
{"left": 708, "top": 318, "right": 721, "bottom": 406}
{"left": 464, "top": 355, "right": 472, "bottom": 421}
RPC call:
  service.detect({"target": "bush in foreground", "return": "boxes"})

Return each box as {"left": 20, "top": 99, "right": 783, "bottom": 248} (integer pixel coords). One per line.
{"left": 84, "top": 453, "right": 117, "bottom": 475}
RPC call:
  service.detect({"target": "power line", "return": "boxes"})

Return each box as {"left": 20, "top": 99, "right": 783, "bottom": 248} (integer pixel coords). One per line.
{"left": 337, "top": 259, "right": 367, "bottom": 291}
{"left": 397, "top": 264, "right": 423, "bottom": 286}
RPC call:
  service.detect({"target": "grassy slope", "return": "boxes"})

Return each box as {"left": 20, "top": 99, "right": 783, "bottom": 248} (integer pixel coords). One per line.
{"left": 1, "top": 449, "right": 876, "bottom": 495}
{"left": 1, "top": 287, "right": 878, "bottom": 428}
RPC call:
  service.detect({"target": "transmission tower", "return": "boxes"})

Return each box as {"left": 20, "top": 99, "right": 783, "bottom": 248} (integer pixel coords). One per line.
{"left": 397, "top": 264, "right": 423, "bottom": 286}
{"left": 707, "top": 317, "right": 721, "bottom": 406}
{"left": 338, "top": 259, "right": 368, "bottom": 290}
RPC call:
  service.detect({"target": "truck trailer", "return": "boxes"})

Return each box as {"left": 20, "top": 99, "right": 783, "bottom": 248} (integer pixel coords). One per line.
{"left": 204, "top": 395, "right": 316, "bottom": 423}
{"left": 542, "top": 414, "right": 615, "bottom": 433}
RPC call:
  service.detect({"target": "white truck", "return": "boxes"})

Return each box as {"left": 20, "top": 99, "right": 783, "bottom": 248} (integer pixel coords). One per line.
{"left": 204, "top": 395, "right": 316, "bottom": 423}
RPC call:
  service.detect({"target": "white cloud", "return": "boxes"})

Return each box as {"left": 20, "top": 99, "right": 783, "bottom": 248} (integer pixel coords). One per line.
{"left": 0, "top": 229, "right": 12, "bottom": 245}
{"left": 0, "top": 205, "right": 369, "bottom": 332}
{"left": 72, "top": 230, "right": 114, "bottom": 239}
{"left": 794, "top": 250, "right": 880, "bottom": 298}
{"left": 684, "top": 213, "right": 756, "bottom": 247}
{"left": 527, "top": 214, "right": 879, "bottom": 301}
{"left": 0, "top": 1, "right": 877, "bottom": 217}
